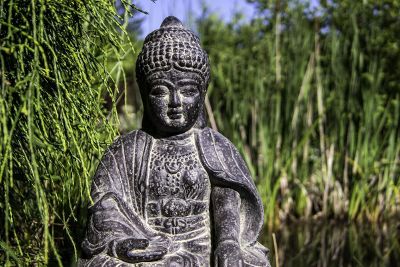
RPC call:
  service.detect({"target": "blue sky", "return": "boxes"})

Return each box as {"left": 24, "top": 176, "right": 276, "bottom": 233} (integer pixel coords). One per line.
{"left": 136, "top": 0, "right": 258, "bottom": 36}
{"left": 136, "top": 0, "right": 320, "bottom": 37}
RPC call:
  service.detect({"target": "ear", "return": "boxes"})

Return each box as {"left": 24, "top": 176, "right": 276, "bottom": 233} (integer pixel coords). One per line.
{"left": 194, "top": 106, "right": 207, "bottom": 129}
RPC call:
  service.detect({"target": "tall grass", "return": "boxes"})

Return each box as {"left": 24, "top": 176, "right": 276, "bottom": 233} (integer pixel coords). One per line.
{"left": 0, "top": 0, "right": 138, "bottom": 265}
{"left": 198, "top": 1, "right": 400, "bottom": 228}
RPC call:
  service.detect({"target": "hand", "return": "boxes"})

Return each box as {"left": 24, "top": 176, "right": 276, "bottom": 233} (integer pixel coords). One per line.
{"left": 214, "top": 240, "right": 244, "bottom": 267}
{"left": 113, "top": 235, "right": 170, "bottom": 263}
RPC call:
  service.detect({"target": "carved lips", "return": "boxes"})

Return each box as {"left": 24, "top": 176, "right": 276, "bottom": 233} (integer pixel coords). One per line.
{"left": 167, "top": 108, "right": 183, "bottom": 120}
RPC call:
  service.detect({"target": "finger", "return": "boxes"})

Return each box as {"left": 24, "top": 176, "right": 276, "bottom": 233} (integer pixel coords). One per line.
{"left": 147, "top": 245, "right": 168, "bottom": 255}
{"left": 126, "top": 247, "right": 167, "bottom": 262}
{"left": 123, "top": 238, "right": 149, "bottom": 250}
{"left": 214, "top": 254, "right": 219, "bottom": 267}
{"left": 151, "top": 235, "right": 170, "bottom": 246}
{"left": 156, "top": 234, "right": 169, "bottom": 242}
{"left": 115, "top": 238, "right": 149, "bottom": 259}
{"left": 217, "top": 255, "right": 243, "bottom": 267}
{"left": 231, "top": 258, "right": 244, "bottom": 267}
{"left": 217, "top": 255, "right": 228, "bottom": 267}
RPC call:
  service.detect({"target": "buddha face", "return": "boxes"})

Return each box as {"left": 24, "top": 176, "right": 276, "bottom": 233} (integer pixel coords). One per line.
{"left": 144, "top": 68, "right": 204, "bottom": 135}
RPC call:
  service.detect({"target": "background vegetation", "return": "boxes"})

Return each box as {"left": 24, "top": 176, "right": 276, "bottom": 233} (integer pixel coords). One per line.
{"left": 0, "top": 0, "right": 399, "bottom": 266}
{"left": 198, "top": 2, "right": 400, "bottom": 264}
{"left": 0, "top": 0, "right": 137, "bottom": 265}
{"left": 199, "top": 0, "right": 400, "bottom": 228}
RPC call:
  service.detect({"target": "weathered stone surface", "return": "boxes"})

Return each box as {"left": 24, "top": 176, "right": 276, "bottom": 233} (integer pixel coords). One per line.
{"left": 79, "top": 16, "right": 270, "bottom": 267}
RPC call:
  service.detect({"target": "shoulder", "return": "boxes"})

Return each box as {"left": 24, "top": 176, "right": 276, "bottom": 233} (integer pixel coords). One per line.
{"left": 196, "top": 127, "right": 243, "bottom": 162}
{"left": 197, "top": 127, "right": 234, "bottom": 149}
{"left": 93, "top": 130, "right": 150, "bottom": 184}
{"left": 196, "top": 127, "right": 252, "bottom": 179}
{"left": 105, "top": 129, "right": 149, "bottom": 155}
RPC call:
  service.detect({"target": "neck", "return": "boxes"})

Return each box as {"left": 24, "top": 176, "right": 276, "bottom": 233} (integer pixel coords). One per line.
{"left": 160, "top": 128, "right": 194, "bottom": 140}
{"left": 141, "top": 123, "right": 195, "bottom": 140}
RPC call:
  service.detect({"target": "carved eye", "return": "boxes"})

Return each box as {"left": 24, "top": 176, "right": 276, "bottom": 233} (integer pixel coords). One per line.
{"left": 150, "top": 86, "right": 169, "bottom": 97}
{"left": 180, "top": 86, "right": 199, "bottom": 97}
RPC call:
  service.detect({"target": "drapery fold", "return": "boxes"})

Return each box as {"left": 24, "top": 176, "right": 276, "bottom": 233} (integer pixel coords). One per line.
{"left": 80, "top": 128, "right": 268, "bottom": 266}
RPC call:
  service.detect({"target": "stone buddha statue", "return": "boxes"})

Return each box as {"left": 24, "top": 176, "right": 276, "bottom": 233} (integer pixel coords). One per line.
{"left": 80, "top": 16, "right": 270, "bottom": 267}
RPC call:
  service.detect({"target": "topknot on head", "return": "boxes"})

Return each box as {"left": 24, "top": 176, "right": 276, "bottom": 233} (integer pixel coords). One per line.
{"left": 160, "top": 16, "right": 184, "bottom": 29}
{"left": 136, "top": 16, "right": 211, "bottom": 94}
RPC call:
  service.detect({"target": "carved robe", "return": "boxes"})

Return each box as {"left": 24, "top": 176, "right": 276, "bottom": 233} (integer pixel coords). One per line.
{"left": 80, "top": 127, "right": 269, "bottom": 266}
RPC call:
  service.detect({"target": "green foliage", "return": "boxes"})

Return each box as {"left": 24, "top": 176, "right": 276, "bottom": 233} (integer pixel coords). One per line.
{"left": 0, "top": 0, "right": 137, "bottom": 265}
{"left": 1, "top": 0, "right": 399, "bottom": 264}
{"left": 198, "top": 0, "right": 400, "bottom": 227}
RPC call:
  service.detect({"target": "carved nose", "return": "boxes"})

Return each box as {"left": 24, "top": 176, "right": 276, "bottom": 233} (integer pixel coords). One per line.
{"left": 169, "top": 90, "right": 181, "bottom": 108}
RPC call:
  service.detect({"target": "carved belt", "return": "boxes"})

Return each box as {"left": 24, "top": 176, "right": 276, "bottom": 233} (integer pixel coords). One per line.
{"left": 148, "top": 214, "right": 208, "bottom": 235}
{"left": 146, "top": 199, "right": 208, "bottom": 217}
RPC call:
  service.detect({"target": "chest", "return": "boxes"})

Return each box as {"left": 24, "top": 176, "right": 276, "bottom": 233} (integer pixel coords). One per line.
{"left": 140, "top": 134, "right": 214, "bottom": 264}
{"left": 146, "top": 137, "right": 211, "bottom": 218}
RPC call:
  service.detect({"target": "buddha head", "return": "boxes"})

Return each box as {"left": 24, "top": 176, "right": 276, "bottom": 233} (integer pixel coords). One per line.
{"left": 136, "top": 16, "right": 210, "bottom": 136}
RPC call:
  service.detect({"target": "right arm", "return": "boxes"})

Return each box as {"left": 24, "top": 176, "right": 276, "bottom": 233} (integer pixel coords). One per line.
{"left": 82, "top": 136, "right": 170, "bottom": 263}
